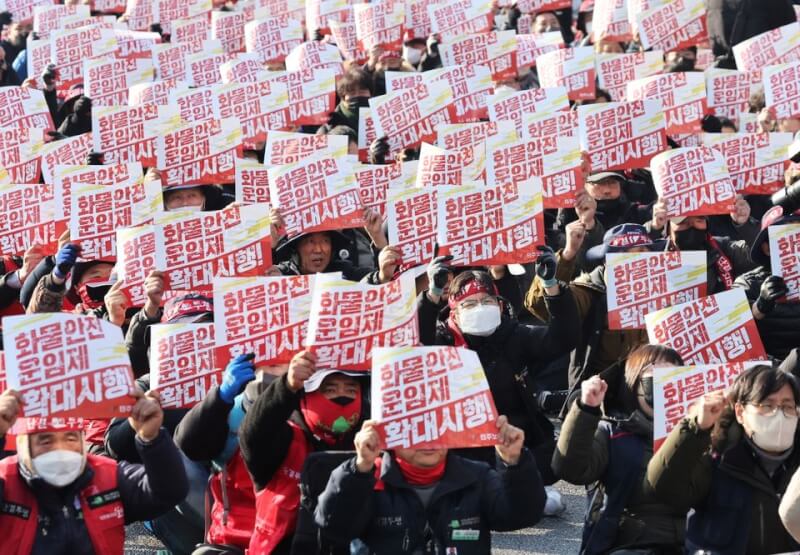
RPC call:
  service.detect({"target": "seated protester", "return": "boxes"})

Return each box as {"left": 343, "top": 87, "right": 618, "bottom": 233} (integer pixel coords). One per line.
{"left": 238, "top": 351, "right": 368, "bottom": 554}
{"left": 647, "top": 364, "right": 800, "bottom": 554}
{"left": 0, "top": 388, "right": 189, "bottom": 555}
{"left": 707, "top": 194, "right": 760, "bottom": 245}
{"left": 526, "top": 224, "right": 664, "bottom": 389}
{"left": 552, "top": 345, "right": 687, "bottom": 554}
{"left": 314, "top": 416, "right": 546, "bottom": 555}
{"left": 557, "top": 172, "right": 652, "bottom": 233}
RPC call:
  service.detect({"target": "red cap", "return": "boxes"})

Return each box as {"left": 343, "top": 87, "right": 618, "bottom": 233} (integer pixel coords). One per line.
{"left": 18, "top": 417, "right": 85, "bottom": 435}
{"left": 162, "top": 293, "right": 213, "bottom": 323}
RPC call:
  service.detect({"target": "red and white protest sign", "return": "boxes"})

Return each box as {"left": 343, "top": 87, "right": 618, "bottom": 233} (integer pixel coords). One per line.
{"left": 306, "top": 0, "right": 353, "bottom": 35}
{"left": 219, "top": 54, "right": 270, "bottom": 83}
{"left": 353, "top": 0, "right": 404, "bottom": 51}
{"left": 516, "top": 32, "right": 563, "bottom": 69}
{"left": 578, "top": 100, "right": 667, "bottom": 171}
{"left": 0, "top": 86, "right": 55, "bottom": 132}
{"left": 705, "top": 68, "right": 763, "bottom": 122}
{"left": 416, "top": 143, "right": 463, "bottom": 187}
{"left": 210, "top": 9, "right": 254, "bottom": 55}
{"left": 37, "top": 133, "right": 93, "bottom": 185}
{"left": 487, "top": 133, "right": 584, "bottom": 209}
{"left": 33, "top": 5, "right": 90, "bottom": 39}
{"left": 733, "top": 22, "right": 800, "bottom": 72}
{"left": 114, "top": 30, "right": 162, "bottom": 61}
{"left": 646, "top": 288, "right": 767, "bottom": 364}
{"left": 405, "top": 0, "right": 447, "bottom": 39}
{"left": 93, "top": 103, "right": 165, "bottom": 165}
{"left": 129, "top": 79, "right": 190, "bottom": 107}
{"left": 388, "top": 186, "right": 437, "bottom": 268}
{"left": 150, "top": 323, "right": 221, "bottom": 409}
{"left": 26, "top": 38, "right": 53, "bottom": 86}
{"left": 516, "top": 0, "right": 571, "bottom": 12}
{"left": 123, "top": 0, "right": 156, "bottom": 34}
{"left": 169, "top": 85, "right": 216, "bottom": 123}
{"left": 186, "top": 44, "right": 229, "bottom": 88}
{"left": 306, "top": 272, "right": 419, "bottom": 371}
{"left": 328, "top": 19, "right": 368, "bottom": 63}
{"left": 264, "top": 130, "right": 348, "bottom": 166}
{"left": 356, "top": 162, "right": 401, "bottom": 217}
{"left": 439, "top": 31, "right": 517, "bottom": 82}
{"left": 156, "top": 117, "right": 243, "bottom": 187}
{"left": 54, "top": 162, "right": 143, "bottom": 226}
{"left": 769, "top": 223, "right": 800, "bottom": 303}
{"left": 764, "top": 62, "right": 800, "bottom": 120}
{"left": 537, "top": 47, "right": 596, "bottom": 101}
{"left": 212, "top": 78, "right": 290, "bottom": 149}
{"left": 627, "top": 72, "right": 707, "bottom": 134}
{"left": 519, "top": 108, "right": 578, "bottom": 140}
{"left": 285, "top": 68, "right": 337, "bottom": 127}
{"left": 152, "top": 41, "right": 202, "bottom": 82}
{"left": 487, "top": 86, "right": 569, "bottom": 135}
{"left": 235, "top": 157, "right": 270, "bottom": 205}
{"left": 651, "top": 147, "right": 737, "bottom": 217}
{"left": 0, "top": 0, "right": 53, "bottom": 26}
{"left": 213, "top": 274, "right": 325, "bottom": 366}
{"left": 703, "top": 133, "right": 793, "bottom": 196}
{"left": 171, "top": 15, "right": 210, "bottom": 50}
{"left": 83, "top": 57, "right": 155, "bottom": 107}
{"left": 50, "top": 25, "right": 118, "bottom": 90}
{"left": 357, "top": 106, "right": 376, "bottom": 162}
{"left": 437, "top": 180, "right": 545, "bottom": 267}
{"left": 268, "top": 153, "right": 363, "bottom": 238}
{"left": 437, "top": 121, "right": 518, "bottom": 183}
{"left": 0, "top": 183, "right": 59, "bottom": 256}
{"left": 606, "top": 251, "right": 707, "bottom": 330}
{"left": 653, "top": 361, "right": 764, "bottom": 451}
{"left": 245, "top": 17, "right": 303, "bottom": 63}
{"left": 372, "top": 346, "right": 500, "bottom": 450}
{"left": 595, "top": 51, "right": 663, "bottom": 101}
{"left": 3, "top": 314, "right": 136, "bottom": 418}
{"left": 637, "top": 0, "right": 707, "bottom": 52}
{"left": 737, "top": 112, "right": 760, "bottom": 134}
{"left": 592, "top": 0, "right": 632, "bottom": 42}
{"left": 154, "top": 0, "right": 212, "bottom": 35}
{"left": 428, "top": 0, "right": 492, "bottom": 41}
{"left": 94, "top": 0, "right": 126, "bottom": 15}
{"left": 285, "top": 41, "right": 343, "bottom": 74}
{"left": 0, "top": 128, "right": 43, "bottom": 184}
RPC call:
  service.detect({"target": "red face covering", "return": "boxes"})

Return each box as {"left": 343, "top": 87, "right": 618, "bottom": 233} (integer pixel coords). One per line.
{"left": 76, "top": 280, "right": 109, "bottom": 309}
{"left": 394, "top": 455, "right": 446, "bottom": 486}
{"left": 300, "top": 389, "right": 362, "bottom": 446}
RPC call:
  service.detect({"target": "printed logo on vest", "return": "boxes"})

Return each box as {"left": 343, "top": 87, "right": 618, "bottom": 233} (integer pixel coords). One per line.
{"left": 1, "top": 501, "right": 31, "bottom": 519}
{"left": 87, "top": 489, "right": 121, "bottom": 509}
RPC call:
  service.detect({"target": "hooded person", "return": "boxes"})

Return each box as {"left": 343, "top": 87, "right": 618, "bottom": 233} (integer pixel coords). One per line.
{"left": 238, "top": 350, "right": 369, "bottom": 554}
{"left": 57, "top": 94, "right": 92, "bottom": 137}
{"left": 0, "top": 390, "right": 189, "bottom": 555}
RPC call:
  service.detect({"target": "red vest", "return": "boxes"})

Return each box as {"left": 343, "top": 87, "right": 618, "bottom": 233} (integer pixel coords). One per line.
{"left": 0, "top": 454, "right": 125, "bottom": 555}
{"left": 207, "top": 448, "right": 256, "bottom": 548}
{"left": 248, "top": 422, "right": 310, "bottom": 554}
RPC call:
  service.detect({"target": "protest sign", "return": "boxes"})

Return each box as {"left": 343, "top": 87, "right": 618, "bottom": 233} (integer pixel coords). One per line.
{"left": 0, "top": 86, "right": 54, "bottom": 132}
{"left": 50, "top": 25, "right": 118, "bottom": 90}
{"left": 170, "top": 85, "right": 216, "bottom": 123}
{"left": 437, "top": 121, "right": 518, "bottom": 183}
{"left": 439, "top": 31, "right": 518, "bottom": 82}
{"left": 387, "top": 187, "right": 437, "bottom": 268}
{"left": 186, "top": 44, "right": 229, "bottom": 88}
{"left": 219, "top": 54, "right": 271, "bottom": 83}
{"left": 372, "top": 346, "right": 500, "bottom": 449}
{"left": 592, "top": 0, "right": 632, "bottom": 42}
{"left": 432, "top": 65, "right": 493, "bottom": 124}
{"left": 353, "top": 1, "right": 404, "bottom": 51}
{"left": 487, "top": 133, "right": 583, "bottom": 209}
{"left": 769, "top": 223, "right": 800, "bottom": 303}
{"left": 54, "top": 162, "right": 143, "bottom": 224}
{"left": 285, "top": 68, "right": 337, "bottom": 127}
{"left": 154, "top": 0, "right": 212, "bottom": 35}
{"left": 764, "top": 62, "right": 800, "bottom": 120}
{"left": 212, "top": 78, "right": 290, "bottom": 149}
{"left": 328, "top": 19, "right": 368, "bottom": 63}
{"left": 150, "top": 323, "right": 220, "bottom": 409}
{"left": 416, "top": 143, "right": 463, "bottom": 187}
{"left": 733, "top": 22, "right": 800, "bottom": 72}
{"left": 213, "top": 275, "right": 326, "bottom": 366}
{"left": 436, "top": 180, "right": 544, "bottom": 267}
{"left": 356, "top": 162, "right": 401, "bottom": 217}
{"left": 404, "top": 0, "right": 444, "bottom": 39}
{"left": 627, "top": 72, "right": 707, "bottom": 134}
{"left": 703, "top": 133, "right": 793, "bottom": 196}
{"left": 487, "top": 86, "right": 569, "bottom": 135}
{"left": 516, "top": 32, "right": 563, "bottom": 70}
{"left": 651, "top": 146, "right": 737, "bottom": 217}
{"left": 653, "top": 361, "right": 763, "bottom": 450}
{"left": 152, "top": 41, "right": 202, "bottom": 82}
{"left": 94, "top": 0, "right": 126, "bottom": 15}
{"left": 357, "top": 106, "right": 376, "bottom": 162}
{"left": 33, "top": 4, "right": 90, "bottom": 38}
{"left": 516, "top": 0, "right": 571, "bottom": 12}
{"left": 210, "top": 9, "right": 254, "bottom": 55}
{"left": 172, "top": 15, "right": 210, "bottom": 50}
{"left": 705, "top": 68, "right": 763, "bottom": 122}
{"left": 3, "top": 314, "right": 136, "bottom": 418}
{"left": 737, "top": 112, "right": 760, "bottom": 134}
{"left": 595, "top": 51, "right": 663, "bottom": 101}
{"left": 245, "top": 17, "right": 303, "bottom": 63}
{"left": 268, "top": 153, "right": 363, "bottom": 238}
{"left": 428, "top": 0, "right": 492, "bottom": 41}
{"left": 306, "top": 272, "right": 419, "bottom": 371}
{"left": 235, "top": 157, "right": 270, "bottom": 204}
{"left": 156, "top": 117, "right": 243, "bottom": 187}
{"left": 520, "top": 108, "right": 578, "bottom": 141}
{"left": 129, "top": 78, "right": 190, "bottom": 106}
{"left": 0, "top": 128, "right": 43, "bottom": 184}
{"left": 637, "top": 0, "right": 707, "bottom": 52}
{"left": 114, "top": 30, "right": 161, "bottom": 61}
{"left": 0, "top": 183, "right": 58, "bottom": 256}
{"left": 537, "top": 47, "right": 596, "bottom": 101}
{"left": 83, "top": 56, "right": 155, "bottom": 107}
{"left": 646, "top": 288, "right": 767, "bottom": 364}
{"left": 285, "top": 41, "right": 343, "bottom": 74}
{"left": 578, "top": 100, "right": 667, "bottom": 171}
{"left": 93, "top": 103, "right": 166, "bottom": 165}
{"left": 26, "top": 38, "right": 53, "bottom": 86}
{"left": 264, "top": 131, "right": 348, "bottom": 166}
{"left": 1, "top": 0, "right": 53, "bottom": 26}
{"left": 606, "top": 251, "right": 707, "bottom": 330}
{"left": 37, "top": 133, "right": 93, "bottom": 185}
{"left": 306, "top": 0, "right": 353, "bottom": 35}
{"left": 123, "top": 0, "right": 156, "bottom": 37}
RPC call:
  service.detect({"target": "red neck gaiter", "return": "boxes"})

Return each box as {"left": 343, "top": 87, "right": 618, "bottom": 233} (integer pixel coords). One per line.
{"left": 394, "top": 455, "right": 446, "bottom": 486}
{"left": 300, "top": 390, "right": 362, "bottom": 446}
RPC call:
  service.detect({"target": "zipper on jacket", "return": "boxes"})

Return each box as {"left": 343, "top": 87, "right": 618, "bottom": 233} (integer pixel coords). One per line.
{"left": 402, "top": 528, "right": 410, "bottom": 552}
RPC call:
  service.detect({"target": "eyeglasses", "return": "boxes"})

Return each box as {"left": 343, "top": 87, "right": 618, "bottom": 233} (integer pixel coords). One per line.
{"left": 458, "top": 297, "right": 499, "bottom": 310}
{"left": 748, "top": 403, "right": 800, "bottom": 418}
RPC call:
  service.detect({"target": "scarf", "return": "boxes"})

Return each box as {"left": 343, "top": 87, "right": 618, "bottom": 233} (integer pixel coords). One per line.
{"left": 394, "top": 455, "right": 446, "bottom": 486}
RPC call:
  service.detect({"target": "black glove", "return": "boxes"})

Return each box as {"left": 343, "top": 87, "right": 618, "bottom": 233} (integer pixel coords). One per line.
{"left": 368, "top": 137, "right": 390, "bottom": 164}
{"left": 534, "top": 245, "right": 558, "bottom": 286}
{"left": 313, "top": 29, "right": 324, "bottom": 41}
{"left": 756, "top": 275, "right": 787, "bottom": 315}
{"left": 426, "top": 255, "right": 453, "bottom": 297}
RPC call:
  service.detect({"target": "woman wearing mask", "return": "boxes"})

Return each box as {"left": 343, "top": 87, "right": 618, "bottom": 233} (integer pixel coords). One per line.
{"left": 647, "top": 364, "right": 800, "bottom": 554}
{"left": 552, "top": 345, "right": 687, "bottom": 554}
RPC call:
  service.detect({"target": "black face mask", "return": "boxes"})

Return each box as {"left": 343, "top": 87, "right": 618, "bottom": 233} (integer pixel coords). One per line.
{"left": 345, "top": 96, "right": 370, "bottom": 113}
{"left": 595, "top": 198, "right": 621, "bottom": 215}
{"left": 640, "top": 376, "right": 654, "bottom": 407}
{"left": 667, "top": 56, "right": 696, "bottom": 73}
{"left": 674, "top": 227, "right": 706, "bottom": 251}
{"left": 330, "top": 396, "right": 355, "bottom": 407}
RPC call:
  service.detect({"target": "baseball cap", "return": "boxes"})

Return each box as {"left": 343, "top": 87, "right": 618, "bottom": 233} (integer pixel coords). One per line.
{"left": 18, "top": 417, "right": 85, "bottom": 435}
{"left": 586, "top": 171, "right": 627, "bottom": 184}
{"left": 304, "top": 369, "right": 366, "bottom": 393}
{"left": 586, "top": 223, "right": 666, "bottom": 262}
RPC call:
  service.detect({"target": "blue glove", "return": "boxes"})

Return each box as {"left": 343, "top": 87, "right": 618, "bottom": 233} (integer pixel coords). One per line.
{"left": 219, "top": 353, "right": 256, "bottom": 404}
{"left": 53, "top": 243, "right": 80, "bottom": 280}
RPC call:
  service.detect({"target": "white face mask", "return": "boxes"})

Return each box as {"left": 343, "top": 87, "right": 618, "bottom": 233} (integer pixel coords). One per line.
{"left": 745, "top": 406, "right": 798, "bottom": 453}
{"left": 458, "top": 304, "right": 501, "bottom": 337}
{"left": 402, "top": 46, "right": 422, "bottom": 65}
{"left": 32, "top": 450, "right": 84, "bottom": 487}
{"left": 170, "top": 204, "right": 203, "bottom": 213}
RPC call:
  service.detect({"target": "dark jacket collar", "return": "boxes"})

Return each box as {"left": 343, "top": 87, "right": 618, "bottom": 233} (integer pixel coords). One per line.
{"left": 379, "top": 452, "right": 482, "bottom": 504}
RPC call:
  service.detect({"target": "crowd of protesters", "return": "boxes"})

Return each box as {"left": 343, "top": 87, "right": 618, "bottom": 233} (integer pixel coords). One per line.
{"left": 0, "top": 0, "right": 800, "bottom": 554}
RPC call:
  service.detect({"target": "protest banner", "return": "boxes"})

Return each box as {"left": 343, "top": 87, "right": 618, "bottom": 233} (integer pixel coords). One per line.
{"left": 26, "top": 38, "right": 53, "bottom": 86}
{"left": 33, "top": 4, "right": 90, "bottom": 38}
{"left": 285, "top": 41, "right": 343, "bottom": 74}
{"left": 328, "top": 19, "right": 368, "bottom": 63}
{"left": 212, "top": 78, "right": 290, "bottom": 149}
{"left": 537, "top": 47, "right": 596, "bottom": 101}
{"left": 213, "top": 274, "right": 327, "bottom": 366}
{"left": 428, "top": 0, "right": 492, "bottom": 41}
{"left": 93, "top": 104, "right": 168, "bottom": 165}
{"left": 703, "top": 133, "right": 793, "bottom": 195}
{"left": 36, "top": 133, "right": 93, "bottom": 185}
{"left": 592, "top": 0, "right": 632, "bottom": 42}
{"left": 1, "top": 0, "right": 53, "bottom": 26}
{"left": 430, "top": 65, "right": 493, "bottom": 124}
{"left": 387, "top": 186, "right": 437, "bottom": 268}
{"left": 705, "top": 68, "right": 763, "bottom": 122}
{"left": 285, "top": 68, "right": 337, "bottom": 127}
{"left": 245, "top": 17, "right": 303, "bottom": 64}
{"left": 606, "top": 251, "right": 707, "bottom": 330}
{"left": 733, "top": 22, "right": 800, "bottom": 72}
{"left": 210, "top": 9, "right": 254, "bottom": 55}
{"left": 264, "top": 130, "right": 348, "bottom": 166}
{"left": 355, "top": 162, "right": 401, "bottom": 217}
{"left": 651, "top": 146, "right": 737, "bottom": 217}
{"left": 487, "top": 86, "right": 570, "bottom": 135}
{"left": 437, "top": 121, "right": 518, "bottom": 183}
{"left": 436, "top": 180, "right": 544, "bottom": 267}
{"left": 357, "top": 106, "right": 376, "bottom": 162}
{"left": 627, "top": 0, "right": 657, "bottom": 35}
{"left": 578, "top": 100, "right": 667, "bottom": 171}
{"left": 653, "top": 361, "right": 764, "bottom": 451}
{"left": 737, "top": 112, "right": 760, "bottom": 134}
{"left": 172, "top": 15, "right": 210, "bottom": 50}
{"left": 516, "top": 0, "right": 571, "bottom": 12}
{"left": 235, "top": 157, "right": 270, "bottom": 205}
{"left": 93, "top": 0, "right": 126, "bottom": 15}
{"left": 353, "top": 0, "right": 404, "bottom": 51}
{"left": 3, "top": 314, "right": 137, "bottom": 418}
{"left": 54, "top": 162, "right": 143, "bottom": 226}
{"left": 70, "top": 180, "right": 162, "bottom": 261}
{"left": 370, "top": 79, "right": 455, "bottom": 155}
{"left": 764, "top": 62, "right": 800, "bottom": 120}
{"left": 219, "top": 54, "right": 270, "bottom": 83}
{"left": 516, "top": 32, "right": 563, "bottom": 70}
{"left": 439, "top": 31, "right": 518, "bottom": 82}
{"left": 595, "top": 51, "right": 663, "bottom": 101}
{"left": 306, "top": 0, "right": 353, "bottom": 35}
{"left": 129, "top": 78, "right": 189, "bottom": 106}
{"left": 306, "top": 272, "right": 419, "bottom": 371}
{"left": 114, "top": 30, "right": 161, "bottom": 61}
{"left": 636, "top": 0, "right": 707, "bottom": 53}
{"left": 372, "top": 346, "right": 500, "bottom": 449}
{"left": 186, "top": 44, "right": 229, "bottom": 88}
{"left": 268, "top": 153, "right": 363, "bottom": 238}
{"left": 0, "top": 128, "right": 43, "bottom": 184}
{"left": 405, "top": 0, "right": 447, "bottom": 39}
{"left": 169, "top": 85, "right": 216, "bottom": 123}
{"left": 152, "top": 41, "right": 201, "bottom": 82}
{"left": 150, "top": 323, "right": 220, "bottom": 409}
{"left": 520, "top": 108, "right": 578, "bottom": 141}
{"left": 123, "top": 0, "right": 155, "bottom": 36}
{"left": 769, "top": 223, "right": 800, "bottom": 303}
{"left": 646, "top": 288, "right": 767, "bottom": 364}
{"left": 50, "top": 25, "right": 118, "bottom": 91}
{"left": 154, "top": 0, "right": 212, "bottom": 35}
{"left": 83, "top": 56, "right": 155, "bottom": 107}
{"left": 627, "top": 72, "right": 707, "bottom": 134}
{"left": 416, "top": 143, "right": 463, "bottom": 187}
{"left": 0, "top": 86, "right": 55, "bottom": 132}
{"left": 487, "top": 133, "right": 583, "bottom": 209}
{"left": 0, "top": 183, "right": 58, "bottom": 256}
{"left": 156, "top": 117, "right": 243, "bottom": 187}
